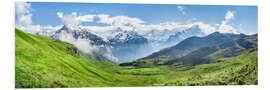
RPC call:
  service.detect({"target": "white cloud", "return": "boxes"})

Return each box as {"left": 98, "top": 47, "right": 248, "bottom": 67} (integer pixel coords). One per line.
{"left": 57, "top": 12, "right": 80, "bottom": 26}
{"left": 42, "top": 25, "right": 63, "bottom": 32}
{"left": 177, "top": 6, "right": 186, "bottom": 15}
{"left": 55, "top": 13, "right": 217, "bottom": 35}
{"left": 57, "top": 12, "right": 97, "bottom": 26}
{"left": 15, "top": 2, "right": 31, "bottom": 15}
{"left": 96, "top": 14, "right": 111, "bottom": 24}
{"left": 15, "top": 2, "right": 32, "bottom": 26}
{"left": 218, "top": 24, "right": 238, "bottom": 34}
{"left": 225, "top": 11, "right": 234, "bottom": 22}
{"left": 16, "top": 7, "right": 244, "bottom": 36}
{"left": 56, "top": 31, "right": 96, "bottom": 54}
{"left": 97, "top": 14, "right": 144, "bottom": 26}
{"left": 78, "top": 15, "right": 96, "bottom": 22}
{"left": 55, "top": 30, "right": 119, "bottom": 61}
{"left": 223, "top": 11, "right": 235, "bottom": 24}
{"left": 56, "top": 13, "right": 146, "bottom": 31}
{"left": 217, "top": 11, "right": 239, "bottom": 34}
{"left": 193, "top": 22, "right": 216, "bottom": 34}
{"left": 16, "top": 25, "right": 41, "bottom": 33}
{"left": 57, "top": 12, "right": 63, "bottom": 18}
{"left": 56, "top": 12, "right": 217, "bottom": 36}
{"left": 18, "top": 14, "right": 32, "bottom": 25}
{"left": 15, "top": 2, "right": 41, "bottom": 33}
{"left": 15, "top": 7, "right": 217, "bottom": 36}
{"left": 15, "top": 2, "right": 62, "bottom": 33}
{"left": 15, "top": 3, "right": 254, "bottom": 36}
{"left": 16, "top": 24, "right": 63, "bottom": 33}
{"left": 133, "top": 22, "right": 182, "bottom": 31}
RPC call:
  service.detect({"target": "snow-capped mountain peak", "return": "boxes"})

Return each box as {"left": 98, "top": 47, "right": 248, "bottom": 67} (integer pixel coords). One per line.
{"left": 35, "top": 23, "right": 227, "bottom": 63}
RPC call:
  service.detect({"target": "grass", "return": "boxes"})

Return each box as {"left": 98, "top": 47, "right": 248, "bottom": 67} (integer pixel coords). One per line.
{"left": 162, "top": 51, "right": 258, "bottom": 86}
{"left": 15, "top": 28, "right": 258, "bottom": 88}
{"left": 15, "top": 28, "right": 123, "bottom": 88}
{"left": 15, "top": 28, "right": 169, "bottom": 87}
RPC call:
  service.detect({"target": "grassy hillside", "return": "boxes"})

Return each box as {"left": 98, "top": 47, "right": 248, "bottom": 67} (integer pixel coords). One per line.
{"left": 140, "top": 32, "right": 250, "bottom": 61}
{"left": 163, "top": 51, "right": 258, "bottom": 85}
{"left": 128, "top": 33, "right": 257, "bottom": 67}
{"left": 15, "top": 28, "right": 175, "bottom": 88}
{"left": 117, "top": 51, "right": 258, "bottom": 86}
{"left": 15, "top": 28, "right": 258, "bottom": 88}
{"left": 168, "top": 34, "right": 257, "bottom": 66}
{"left": 15, "top": 28, "right": 125, "bottom": 88}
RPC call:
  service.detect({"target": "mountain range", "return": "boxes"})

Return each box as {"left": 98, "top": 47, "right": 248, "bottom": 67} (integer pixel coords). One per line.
{"left": 121, "top": 32, "right": 257, "bottom": 66}
{"left": 16, "top": 28, "right": 258, "bottom": 87}
{"left": 37, "top": 24, "right": 211, "bottom": 62}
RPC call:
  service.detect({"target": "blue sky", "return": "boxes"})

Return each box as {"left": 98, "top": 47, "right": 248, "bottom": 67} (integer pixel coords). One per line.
{"left": 15, "top": 2, "right": 257, "bottom": 34}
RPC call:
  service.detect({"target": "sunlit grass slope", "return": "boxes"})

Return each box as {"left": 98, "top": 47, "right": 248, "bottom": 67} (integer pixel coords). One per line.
{"left": 15, "top": 28, "right": 127, "bottom": 88}
{"left": 163, "top": 51, "right": 258, "bottom": 86}
{"left": 15, "top": 28, "right": 258, "bottom": 88}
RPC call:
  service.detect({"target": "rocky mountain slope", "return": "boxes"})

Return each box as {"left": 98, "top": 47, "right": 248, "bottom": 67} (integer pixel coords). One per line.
{"left": 37, "top": 24, "right": 214, "bottom": 62}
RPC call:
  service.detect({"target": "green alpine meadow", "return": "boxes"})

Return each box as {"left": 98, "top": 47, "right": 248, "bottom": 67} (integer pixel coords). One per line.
{"left": 15, "top": 2, "right": 258, "bottom": 88}
{"left": 15, "top": 28, "right": 257, "bottom": 88}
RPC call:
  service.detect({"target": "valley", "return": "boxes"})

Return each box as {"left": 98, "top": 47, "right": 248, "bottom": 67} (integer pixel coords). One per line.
{"left": 13, "top": 2, "right": 259, "bottom": 88}
{"left": 15, "top": 28, "right": 258, "bottom": 88}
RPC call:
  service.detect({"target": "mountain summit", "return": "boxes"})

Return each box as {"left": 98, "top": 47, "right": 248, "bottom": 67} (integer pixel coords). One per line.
{"left": 141, "top": 32, "right": 249, "bottom": 60}
{"left": 36, "top": 24, "right": 242, "bottom": 62}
